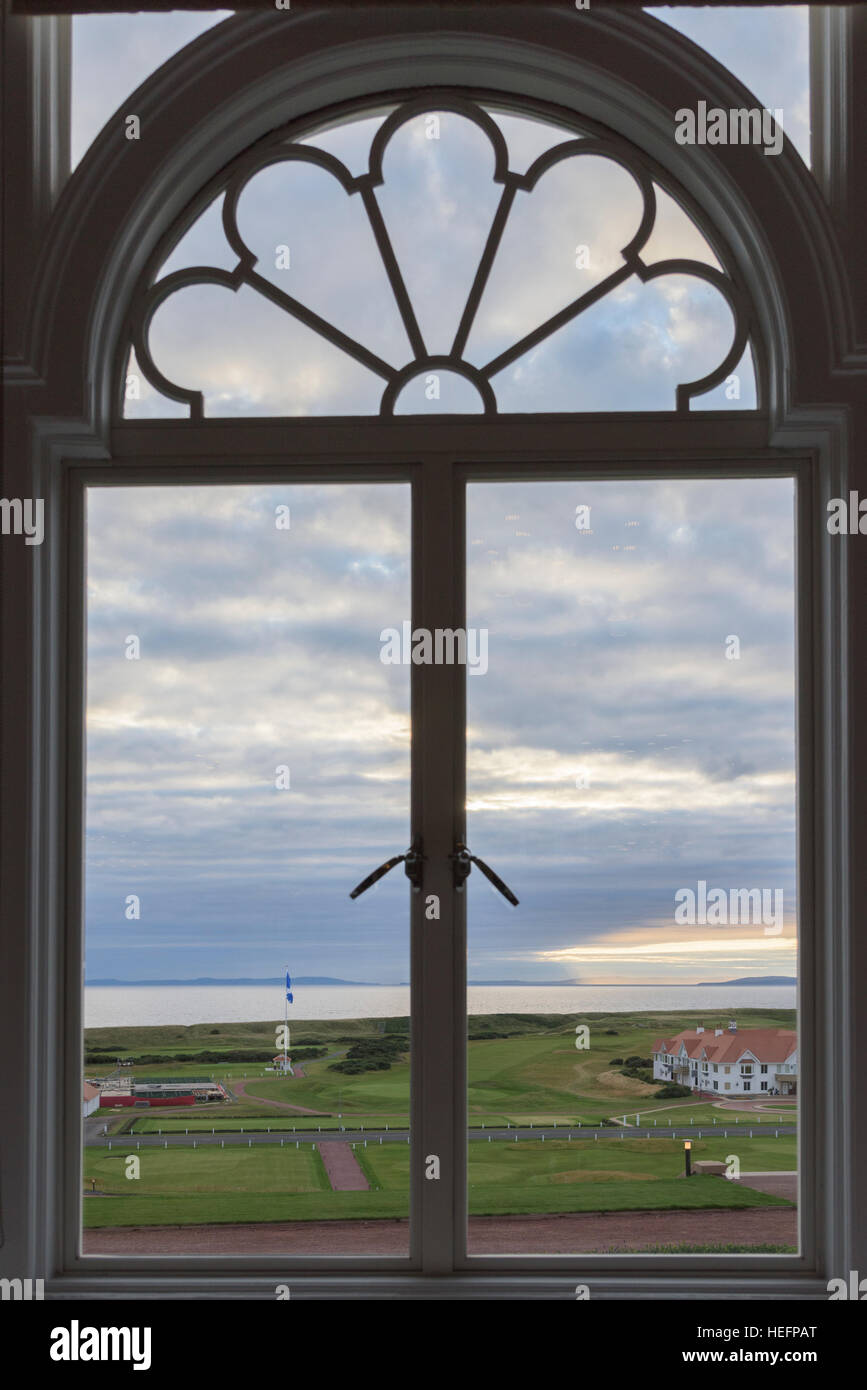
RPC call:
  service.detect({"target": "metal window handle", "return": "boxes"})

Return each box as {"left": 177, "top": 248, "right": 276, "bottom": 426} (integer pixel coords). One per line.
{"left": 349, "top": 837, "right": 424, "bottom": 899}
{"left": 450, "top": 842, "right": 519, "bottom": 906}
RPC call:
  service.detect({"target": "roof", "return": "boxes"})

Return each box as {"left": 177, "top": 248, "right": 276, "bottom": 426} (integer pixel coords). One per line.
{"left": 83, "top": 1082, "right": 100, "bottom": 1101}
{"left": 652, "top": 1027, "right": 797, "bottom": 1065}
{"left": 136, "top": 1076, "right": 212, "bottom": 1084}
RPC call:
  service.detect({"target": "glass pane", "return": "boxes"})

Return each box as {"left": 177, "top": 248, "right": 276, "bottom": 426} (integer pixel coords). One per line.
{"left": 124, "top": 99, "right": 756, "bottom": 419}
{"left": 122, "top": 346, "right": 188, "bottom": 420}
{"left": 144, "top": 281, "right": 385, "bottom": 417}
{"left": 488, "top": 273, "right": 742, "bottom": 413}
{"left": 465, "top": 153, "right": 646, "bottom": 366}
{"left": 466, "top": 477, "right": 797, "bottom": 1256}
{"left": 298, "top": 111, "right": 396, "bottom": 175}
{"left": 234, "top": 160, "right": 412, "bottom": 367}
{"left": 374, "top": 111, "right": 504, "bottom": 356}
{"left": 692, "top": 345, "right": 757, "bottom": 411}
{"left": 83, "top": 483, "right": 411, "bottom": 1256}
{"left": 394, "top": 370, "right": 486, "bottom": 413}
{"left": 485, "top": 109, "right": 583, "bottom": 176}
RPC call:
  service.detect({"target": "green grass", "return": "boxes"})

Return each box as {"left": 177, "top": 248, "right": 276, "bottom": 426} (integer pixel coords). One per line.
{"left": 626, "top": 1102, "right": 797, "bottom": 1127}
{"left": 467, "top": 1136, "right": 797, "bottom": 1180}
{"left": 86, "top": 1009, "right": 795, "bottom": 1117}
{"left": 82, "top": 1135, "right": 794, "bottom": 1228}
{"left": 85, "top": 1016, "right": 388, "bottom": 1056}
{"left": 120, "top": 1109, "right": 794, "bottom": 1136}
{"left": 364, "top": 1139, "right": 794, "bottom": 1217}
{"left": 83, "top": 1191, "right": 411, "bottom": 1227}
{"left": 237, "top": 1061, "right": 411, "bottom": 1115}
{"left": 82, "top": 1144, "right": 408, "bottom": 1228}
{"left": 608, "top": 1244, "right": 797, "bottom": 1254}
{"left": 85, "top": 1142, "right": 330, "bottom": 1195}
{"left": 123, "top": 1114, "right": 615, "bottom": 1134}
{"left": 357, "top": 1137, "right": 796, "bottom": 1190}
{"left": 129, "top": 1115, "right": 410, "bottom": 1134}
{"left": 217, "top": 1008, "right": 797, "bottom": 1126}
{"left": 83, "top": 1010, "right": 798, "bottom": 1230}
{"left": 465, "top": 1180, "right": 787, "bottom": 1217}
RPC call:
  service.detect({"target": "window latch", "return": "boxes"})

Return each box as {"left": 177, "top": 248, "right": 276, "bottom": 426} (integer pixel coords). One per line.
{"left": 349, "top": 836, "right": 424, "bottom": 899}
{"left": 450, "top": 841, "right": 519, "bottom": 906}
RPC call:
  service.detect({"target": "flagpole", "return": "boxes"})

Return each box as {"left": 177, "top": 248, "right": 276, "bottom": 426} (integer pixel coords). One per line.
{"left": 284, "top": 967, "right": 288, "bottom": 1073}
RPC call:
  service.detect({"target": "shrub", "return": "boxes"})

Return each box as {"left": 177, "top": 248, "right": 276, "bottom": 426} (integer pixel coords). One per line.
{"left": 621, "top": 1066, "right": 654, "bottom": 1084}
{"left": 84, "top": 1045, "right": 328, "bottom": 1066}
{"left": 655, "top": 1083, "right": 692, "bottom": 1099}
{"left": 327, "top": 1035, "right": 408, "bottom": 1075}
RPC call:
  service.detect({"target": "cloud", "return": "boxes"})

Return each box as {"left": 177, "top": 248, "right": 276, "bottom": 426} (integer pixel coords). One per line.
{"left": 66, "top": 58, "right": 804, "bottom": 981}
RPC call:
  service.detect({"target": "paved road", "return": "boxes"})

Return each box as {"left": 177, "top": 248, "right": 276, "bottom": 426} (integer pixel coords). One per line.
{"left": 88, "top": 1123, "right": 796, "bottom": 1148}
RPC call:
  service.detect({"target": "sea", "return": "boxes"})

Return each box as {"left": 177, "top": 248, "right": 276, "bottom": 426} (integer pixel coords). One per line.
{"left": 84, "top": 983, "right": 796, "bottom": 1029}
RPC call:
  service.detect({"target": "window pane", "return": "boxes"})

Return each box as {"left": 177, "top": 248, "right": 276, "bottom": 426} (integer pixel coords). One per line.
{"left": 465, "top": 477, "right": 797, "bottom": 1256}
{"left": 83, "top": 483, "right": 411, "bottom": 1256}
{"left": 124, "top": 101, "right": 756, "bottom": 419}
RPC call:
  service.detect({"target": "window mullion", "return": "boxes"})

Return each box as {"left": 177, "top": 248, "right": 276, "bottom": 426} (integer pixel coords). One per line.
{"left": 413, "top": 458, "right": 465, "bottom": 1275}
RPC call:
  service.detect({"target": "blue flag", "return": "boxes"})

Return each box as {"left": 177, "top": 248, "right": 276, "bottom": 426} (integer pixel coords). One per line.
{"left": 286, "top": 971, "right": 293, "bottom": 1005}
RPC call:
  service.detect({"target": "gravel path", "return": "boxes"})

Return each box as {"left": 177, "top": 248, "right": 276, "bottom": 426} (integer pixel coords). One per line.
{"left": 230, "top": 1078, "right": 322, "bottom": 1115}
{"left": 317, "top": 1142, "right": 369, "bottom": 1191}
{"left": 83, "top": 1206, "right": 795, "bottom": 1256}
{"left": 733, "top": 1172, "right": 798, "bottom": 1201}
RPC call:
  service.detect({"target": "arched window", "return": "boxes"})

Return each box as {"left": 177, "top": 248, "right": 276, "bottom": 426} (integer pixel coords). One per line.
{"left": 124, "top": 95, "right": 757, "bottom": 419}
{"left": 4, "top": 4, "right": 863, "bottom": 1305}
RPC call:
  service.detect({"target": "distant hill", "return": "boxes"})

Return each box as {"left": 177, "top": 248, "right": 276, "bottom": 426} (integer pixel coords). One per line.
{"left": 399, "top": 979, "right": 581, "bottom": 986}
{"left": 695, "top": 976, "right": 796, "bottom": 986}
{"left": 85, "top": 976, "right": 379, "bottom": 987}
{"left": 467, "top": 979, "right": 582, "bottom": 986}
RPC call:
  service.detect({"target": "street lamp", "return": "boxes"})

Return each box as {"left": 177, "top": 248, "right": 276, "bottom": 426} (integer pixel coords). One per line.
{"left": 684, "top": 1139, "right": 692, "bottom": 1177}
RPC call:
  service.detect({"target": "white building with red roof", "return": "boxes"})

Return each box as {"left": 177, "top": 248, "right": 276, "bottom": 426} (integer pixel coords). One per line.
{"left": 652, "top": 1021, "right": 797, "bottom": 1097}
{"left": 82, "top": 1081, "right": 101, "bottom": 1118}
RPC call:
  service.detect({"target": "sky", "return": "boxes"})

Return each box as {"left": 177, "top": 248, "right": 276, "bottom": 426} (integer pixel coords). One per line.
{"left": 85, "top": 475, "right": 797, "bottom": 985}
{"left": 645, "top": 6, "right": 810, "bottom": 166}
{"left": 464, "top": 478, "right": 796, "bottom": 984}
{"left": 74, "top": 9, "right": 802, "bottom": 985}
{"left": 121, "top": 105, "right": 756, "bottom": 418}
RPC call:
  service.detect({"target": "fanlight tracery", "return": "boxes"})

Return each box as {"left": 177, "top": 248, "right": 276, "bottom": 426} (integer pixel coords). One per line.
{"left": 125, "top": 94, "right": 758, "bottom": 419}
